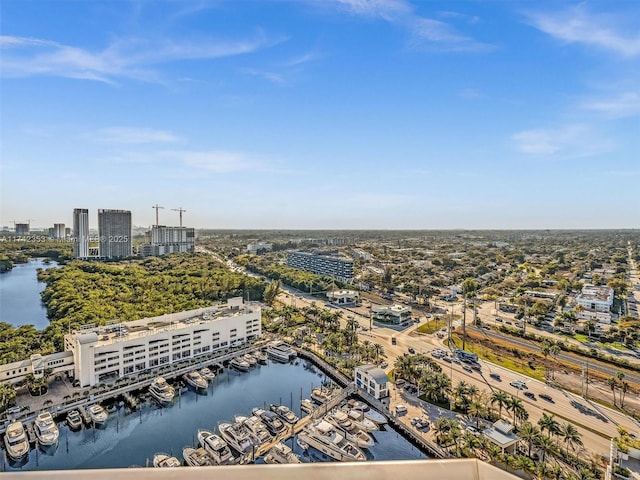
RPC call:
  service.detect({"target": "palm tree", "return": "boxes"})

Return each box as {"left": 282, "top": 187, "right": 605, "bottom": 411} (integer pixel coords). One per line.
{"left": 606, "top": 376, "right": 618, "bottom": 406}
{"left": 507, "top": 396, "right": 526, "bottom": 427}
{"left": 491, "top": 390, "right": 509, "bottom": 419}
{"left": 468, "top": 400, "right": 487, "bottom": 429}
{"left": 549, "top": 463, "right": 563, "bottom": 480}
{"left": 515, "top": 455, "right": 535, "bottom": 477}
{"left": 462, "top": 431, "right": 481, "bottom": 454}
{"left": 559, "top": 422, "right": 583, "bottom": 453}
{"left": 537, "top": 413, "right": 560, "bottom": 441}
{"left": 535, "top": 460, "right": 552, "bottom": 479}
{"left": 433, "top": 417, "right": 452, "bottom": 445}
{"left": 519, "top": 422, "right": 540, "bottom": 457}
{"left": 461, "top": 278, "right": 479, "bottom": 350}
{"left": 534, "top": 434, "right": 555, "bottom": 463}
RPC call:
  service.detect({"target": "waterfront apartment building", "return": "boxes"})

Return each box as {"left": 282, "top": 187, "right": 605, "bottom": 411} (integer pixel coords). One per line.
{"left": 286, "top": 251, "right": 354, "bottom": 282}
{"left": 139, "top": 225, "right": 195, "bottom": 257}
{"left": 64, "top": 298, "right": 261, "bottom": 387}
{"left": 98, "top": 209, "right": 132, "bottom": 259}
{"left": 72, "top": 208, "right": 90, "bottom": 258}
{"left": 354, "top": 364, "right": 389, "bottom": 400}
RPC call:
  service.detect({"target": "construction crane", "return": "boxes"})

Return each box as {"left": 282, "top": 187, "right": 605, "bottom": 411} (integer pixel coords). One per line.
{"left": 152, "top": 204, "right": 164, "bottom": 227}
{"left": 171, "top": 207, "right": 187, "bottom": 227}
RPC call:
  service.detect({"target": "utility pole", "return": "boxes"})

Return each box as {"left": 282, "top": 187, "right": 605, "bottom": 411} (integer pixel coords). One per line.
{"left": 152, "top": 204, "right": 164, "bottom": 227}
{"left": 171, "top": 207, "right": 187, "bottom": 227}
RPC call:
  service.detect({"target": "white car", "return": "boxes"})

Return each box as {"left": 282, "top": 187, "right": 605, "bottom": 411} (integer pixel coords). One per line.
{"left": 395, "top": 404, "right": 408, "bottom": 415}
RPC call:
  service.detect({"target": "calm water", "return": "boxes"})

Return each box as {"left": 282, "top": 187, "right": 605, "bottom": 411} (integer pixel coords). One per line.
{"left": 6, "top": 361, "right": 426, "bottom": 471}
{"left": 0, "top": 259, "right": 58, "bottom": 330}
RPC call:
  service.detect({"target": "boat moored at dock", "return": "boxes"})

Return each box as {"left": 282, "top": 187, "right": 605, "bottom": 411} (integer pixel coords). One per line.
{"left": 199, "top": 367, "right": 216, "bottom": 382}
{"left": 253, "top": 351, "right": 268, "bottom": 364}
{"left": 87, "top": 404, "right": 109, "bottom": 425}
{"left": 149, "top": 376, "right": 176, "bottom": 405}
{"left": 297, "top": 420, "right": 366, "bottom": 462}
{"left": 218, "top": 422, "right": 254, "bottom": 455}
{"left": 252, "top": 408, "right": 287, "bottom": 437}
{"left": 230, "top": 357, "right": 250, "bottom": 372}
{"left": 183, "top": 371, "right": 208, "bottom": 392}
{"left": 4, "top": 421, "right": 29, "bottom": 460}
{"left": 265, "top": 341, "right": 296, "bottom": 363}
{"left": 242, "top": 354, "right": 258, "bottom": 367}
{"left": 311, "top": 386, "right": 339, "bottom": 404}
{"left": 235, "top": 415, "right": 272, "bottom": 446}
{"left": 324, "top": 410, "right": 375, "bottom": 448}
{"left": 153, "top": 452, "right": 181, "bottom": 468}
{"left": 183, "top": 447, "right": 214, "bottom": 467}
{"left": 34, "top": 411, "right": 59, "bottom": 446}
{"left": 197, "top": 430, "right": 235, "bottom": 465}
{"left": 269, "top": 404, "right": 299, "bottom": 424}
{"left": 347, "top": 400, "right": 387, "bottom": 425}
{"left": 339, "top": 408, "right": 378, "bottom": 432}
{"left": 66, "top": 410, "right": 83, "bottom": 430}
{"left": 263, "top": 442, "right": 302, "bottom": 464}
{"left": 300, "top": 398, "right": 315, "bottom": 415}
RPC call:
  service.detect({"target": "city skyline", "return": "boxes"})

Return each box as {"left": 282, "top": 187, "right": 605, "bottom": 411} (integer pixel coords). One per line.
{"left": 1, "top": 1, "right": 639, "bottom": 229}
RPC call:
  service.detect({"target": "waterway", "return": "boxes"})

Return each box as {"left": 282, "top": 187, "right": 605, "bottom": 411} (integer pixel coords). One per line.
{"left": 5, "top": 360, "right": 427, "bottom": 471}
{"left": 0, "top": 259, "right": 58, "bottom": 330}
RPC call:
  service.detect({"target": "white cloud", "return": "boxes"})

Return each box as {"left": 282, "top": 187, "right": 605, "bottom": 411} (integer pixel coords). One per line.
{"left": 157, "top": 150, "right": 264, "bottom": 173}
{"left": 512, "top": 124, "right": 615, "bottom": 158}
{"left": 240, "top": 68, "right": 286, "bottom": 85}
{"left": 581, "top": 92, "right": 640, "bottom": 118}
{"left": 0, "top": 33, "right": 282, "bottom": 84}
{"left": 92, "top": 127, "right": 182, "bottom": 144}
{"left": 525, "top": 6, "right": 640, "bottom": 57}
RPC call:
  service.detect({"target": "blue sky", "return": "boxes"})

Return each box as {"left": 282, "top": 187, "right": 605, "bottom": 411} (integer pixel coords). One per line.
{"left": 1, "top": 0, "right": 639, "bottom": 230}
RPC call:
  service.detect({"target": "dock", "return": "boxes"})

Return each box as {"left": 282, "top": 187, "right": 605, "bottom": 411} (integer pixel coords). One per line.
{"left": 123, "top": 392, "right": 137, "bottom": 410}
{"left": 77, "top": 405, "right": 91, "bottom": 425}
{"left": 25, "top": 421, "right": 36, "bottom": 445}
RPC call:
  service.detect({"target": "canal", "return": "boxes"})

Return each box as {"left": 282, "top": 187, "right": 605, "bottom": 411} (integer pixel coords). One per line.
{"left": 0, "top": 259, "right": 58, "bottom": 330}
{"left": 6, "top": 360, "right": 427, "bottom": 471}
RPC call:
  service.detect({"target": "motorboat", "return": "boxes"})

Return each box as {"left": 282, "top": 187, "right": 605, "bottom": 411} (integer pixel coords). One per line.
{"left": 199, "top": 367, "right": 216, "bottom": 382}
{"left": 4, "top": 421, "right": 29, "bottom": 460}
{"left": 87, "top": 404, "right": 108, "bottom": 425}
{"left": 252, "top": 408, "right": 287, "bottom": 436}
{"left": 339, "top": 408, "right": 378, "bottom": 432}
{"left": 34, "top": 411, "right": 59, "bottom": 446}
{"left": 324, "top": 410, "right": 375, "bottom": 448}
{"left": 235, "top": 415, "right": 272, "bottom": 446}
{"left": 300, "top": 398, "right": 315, "bottom": 415}
{"left": 265, "top": 341, "right": 296, "bottom": 363}
{"left": 253, "top": 351, "right": 268, "bottom": 364}
{"left": 242, "top": 354, "right": 257, "bottom": 367}
{"left": 219, "top": 422, "right": 255, "bottom": 455}
{"left": 66, "top": 410, "right": 83, "bottom": 430}
{"left": 198, "top": 429, "right": 234, "bottom": 465}
{"left": 269, "top": 404, "right": 299, "bottom": 424}
{"left": 347, "top": 400, "right": 387, "bottom": 425}
{"left": 153, "top": 452, "right": 181, "bottom": 468}
{"left": 183, "top": 371, "right": 208, "bottom": 391}
{"left": 149, "top": 376, "right": 175, "bottom": 405}
{"left": 230, "top": 357, "right": 250, "bottom": 372}
{"left": 311, "top": 386, "right": 338, "bottom": 404}
{"left": 263, "top": 442, "right": 302, "bottom": 464}
{"left": 297, "top": 420, "right": 366, "bottom": 462}
{"left": 183, "top": 446, "right": 214, "bottom": 467}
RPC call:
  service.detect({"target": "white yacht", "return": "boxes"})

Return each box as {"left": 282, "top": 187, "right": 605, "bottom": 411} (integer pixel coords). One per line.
{"left": 219, "top": 422, "right": 254, "bottom": 455}
{"left": 263, "top": 442, "right": 302, "bottom": 464}
{"left": 324, "top": 410, "right": 375, "bottom": 448}
{"left": 183, "top": 371, "right": 208, "bottom": 391}
{"left": 253, "top": 351, "right": 268, "bottom": 364}
{"left": 199, "top": 367, "right": 216, "bottom": 382}
{"left": 149, "top": 376, "right": 175, "bottom": 405}
{"left": 347, "top": 400, "right": 387, "bottom": 425}
{"left": 4, "top": 421, "right": 29, "bottom": 460}
{"left": 87, "top": 404, "right": 108, "bottom": 425}
{"left": 311, "top": 386, "right": 339, "bottom": 404}
{"left": 66, "top": 410, "right": 83, "bottom": 430}
{"left": 252, "top": 408, "right": 287, "bottom": 437}
{"left": 198, "top": 429, "right": 235, "bottom": 465}
{"left": 183, "top": 446, "right": 214, "bottom": 467}
{"left": 235, "top": 415, "right": 272, "bottom": 446}
{"left": 230, "top": 357, "right": 250, "bottom": 372}
{"left": 265, "top": 341, "right": 296, "bottom": 363}
{"left": 242, "top": 354, "right": 258, "bottom": 367}
{"left": 34, "top": 411, "right": 59, "bottom": 446}
{"left": 300, "top": 398, "right": 315, "bottom": 415}
{"left": 153, "top": 452, "right": 181, "bottom": 468}
{"left": 269, "top": 404, "right": 299, "bottom": 425}
{"left": 297, "top": 420, "right": 366, "bottom": 462}
{"left": 339, "top": 408, "right": 379, "bottom": 432}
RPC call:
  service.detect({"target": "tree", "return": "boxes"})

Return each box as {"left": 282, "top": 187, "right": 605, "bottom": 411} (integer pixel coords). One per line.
{"left": 518, "top": 422, "right": 540, "bottom": 458}
{"left": 559, "top": 422, "right": 583, "bottom": 453}
{"left": 0, "top": 382, "right": 17, "bottom": 412}
{"left": 537, "top": 413, "right": 560, "bottom": 441}
{"left": 491, "top": 390, "right": 509, "bottom": 419}
{"left": 606, "top": 376, "right": 619, "bottom": 406}
{"left": 534, "top": 434, "right": 555, "bottom": 463}
{"left": 263, "top": 280, "right": 282, "bottom": 306}
{"left": 468, "top": 400, "right": 487, "bottom": 429}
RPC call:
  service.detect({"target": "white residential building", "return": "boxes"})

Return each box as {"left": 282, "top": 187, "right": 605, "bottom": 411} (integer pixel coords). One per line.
{"left": 577, "top": 285, "right": 614, "bottom": 313}
{"left": 372, "top": 304, "right": 412, "bottom": 324}
{"left": 246, "top": 243, "right": 273, "bottom": 254}
{"left": 64, "top": 298, "right": 261, "bottom": 387}
{"left": 354, "top": 364, "right": 389, "bottom": 400}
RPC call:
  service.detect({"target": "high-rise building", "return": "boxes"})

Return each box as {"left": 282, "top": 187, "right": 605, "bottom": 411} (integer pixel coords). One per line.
{"left": 53, "top": 223, "right": 65, "bottom": 239}
{"left": 98, "top": 209, "right": 132, "bottom": 259}
{"left": 140, "top": 225, "right": 195, "bottom": 257}
{"left": 73, "top": 208, "right": 90, "bottom": 258}
{"left": 15, "top": 223, "right": 30, "bottom": 235}
{"left": 286, "top": 251, "right": 354, "bottom": 282}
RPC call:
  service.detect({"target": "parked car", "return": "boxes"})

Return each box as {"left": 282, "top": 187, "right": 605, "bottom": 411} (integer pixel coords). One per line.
{"left": 380, "top": 362, "right": 388, "bottom": 368}
{"left": 395, "top": 404, "right": 408, "bottom": 415}
{"left": 466, "top": 425, "right": 479, "bottom": 435}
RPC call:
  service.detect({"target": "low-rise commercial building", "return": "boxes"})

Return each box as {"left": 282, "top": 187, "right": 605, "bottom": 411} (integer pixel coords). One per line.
{"left": 577, "top": 285, "right": 614, "bottom": 313}
{"left": 326, "top": 290, "right": 360, "bottom": 306}
{"left": 354, "top": 364, "right": 389, "bottom": 400}
{"left": 372, "top": 304, "right": 412, "bottom": 324}
{"left": 64, "top": 298, "right": 260, "bottom": 387}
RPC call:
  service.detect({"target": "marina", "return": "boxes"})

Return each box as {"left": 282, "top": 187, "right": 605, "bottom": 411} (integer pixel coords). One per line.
{"left": 1, "top": 358, "right": 427, "bottom": 471}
